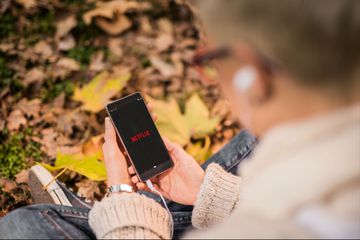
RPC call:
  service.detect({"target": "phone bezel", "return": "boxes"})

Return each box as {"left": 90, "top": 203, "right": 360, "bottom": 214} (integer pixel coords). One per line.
{"left": 105, "top": 92, "right": 173, "bottom": 181}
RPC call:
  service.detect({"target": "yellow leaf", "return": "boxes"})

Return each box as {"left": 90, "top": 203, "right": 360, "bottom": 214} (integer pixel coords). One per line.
{"left": 73, "top": 71, "right": 131, "bottom": 112}
{"left": 146, "top": 96, "right": 189, "bottom": 145}
{"left": 146, "top": 93, "right": 220, "bottom": 146}
{"left": 82, "top": 134, "right": 104, "bottom": 160}
{"left": 41, "top": 135, "right": 107, "bottom": 181}
{"left": 41, "top": 151, "right": 106, "bottom": 181}
{"left": 184, "top": 93, "right": 220, "bottom": 138}
{"left": 185, "top": 136, "right": 212, "bottom": 164}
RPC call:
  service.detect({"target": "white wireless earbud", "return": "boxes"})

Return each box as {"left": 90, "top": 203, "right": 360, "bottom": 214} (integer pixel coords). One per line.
{"left": 232, "top": 66, "right": 257, "bottom": 93}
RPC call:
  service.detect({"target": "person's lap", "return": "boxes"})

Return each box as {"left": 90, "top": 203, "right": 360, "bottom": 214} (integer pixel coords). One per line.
{"left": 0, "top": 130, "right": 256, "bottom": 239}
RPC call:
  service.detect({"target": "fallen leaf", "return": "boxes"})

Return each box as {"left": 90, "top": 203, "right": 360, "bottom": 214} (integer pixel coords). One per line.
{"left": 95, "top": 15, "right": 132, "bottom": 35}
{"left": 58, "top": 34, "right": 76, "bottom": 51}
{"left": 15, "top": 169, "right": 29, "bottom": 184}
{"left": 83, "top": 0, "right": 150, "bottom": 25}
{"left": 185, "top": 136, "right": 212, "bottom": 164}
{"left": 0, "top": 42, "right": 15, "bottom": 52}
{"left": 108, "top": 38, "right": 123, "bottom": 58}
{"left": 0, "top": 178, "right": 17, "bottom": 193}
{"left": 82, "top": 134, "right": 104, "bottom": 159}
{"left": 34, "top": 40, "right": 53, "bottom": 59}
{"left": 15, "top": 98, "right": 41, "bottom": 118}
{"left": 184, "top": 93, "right": 220, "bottom": 138}
{"left": 6, "top": 109, "right": 27, "bottom": 131}
{"left": 54, "top": 57, "right": 80, "bottom": 79}
{"left": 211, "top": 99, "right": 230, "bottom": 119}
{"left": 150, "top": 55, "right": 177, "bottom": 78}
{"left": 56, "top": 57, "right": 80, "bottom": 71}
{"left": 0, "top": 120, "right": 4, "bottom": 130}
{"left": 157, "top": 18, "right": 173, "bottom": 34}
{"left": 55, "top": 15, "right": 77, "bottom": 39}
{"left": 38, "top": 128, "right": 58, "bottom": 159}
{"left": 56, "top": 110, "right": 86, "bottom": 136}
{"left": 23, "top": 68, "right": 45, "bottom": 85}
{"left": 73, "top": 71, "right": 131, "bottom": 112}
{"left": 75, "top": 179, "right": 101, "bottom": 200}
{"left": 89, "top": 51, "right": 105, "bottom": 72}
{"left": 155, "top": 33, "right": 173, "bottom": 52}
{"left": 41, "top": 151, "right": 106, "bottom": 181}
{"left": 15, "top": 0, "right": 36, "bottom": 9}
{"left": 146, "top": 93, "right": 220, "bottom": 146}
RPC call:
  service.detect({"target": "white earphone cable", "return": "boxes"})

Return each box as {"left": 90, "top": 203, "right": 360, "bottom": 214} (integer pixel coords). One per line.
{"left": 145, "top": 180, "right": 174, "bottom": 238}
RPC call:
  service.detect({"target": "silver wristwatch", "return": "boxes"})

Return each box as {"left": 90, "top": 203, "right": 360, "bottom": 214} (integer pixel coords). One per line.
{"left": 107, "top": 184, "right": 133, "bottom": 195}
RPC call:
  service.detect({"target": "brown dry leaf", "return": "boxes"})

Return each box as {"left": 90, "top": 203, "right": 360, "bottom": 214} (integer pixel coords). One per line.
{"left": 155, "top": 33, "right": 173, "bottom": 52}
{"left": 108, "top": 38, "right": 123, "bottom": 58}
{"left": 39, "top": 128, "right": 58, "bottom": 159}
{"left": 56, "top": 110, "right": 86, "bottom": 136}
{"left": 0, "top": 178, "right": 17, "bottom": 193}
{"left": 89, "top": 51, "right": 105, "bottom": 72}
{"left": 157, "top": 18, "right": 173, "bottom": 34}
{"left": 0, "top": 120, "right": 4, "bottom": 130}
{"left": 139, "top": 17, "right": 152, "bottom": 33}
{"left": 15, "top": 98, "right": 41, "bottom": 118}
{"left": 83, "top": 0, "right": 150, "bottom": 24}
{"left": 58, "top": 34, "right": 76, "bottom": 51}
{"left": 95, "top": 15, "right": 131, "bottom": 35}
{"left": 52, "top": 92, "right": 65, "bottom": 108}
{"left": 6, "top": 109, "right": 27, "bottom": 131}
{"left": 23, "top": 68, "right": 45, "bottom": 85}
{"left": 34, "top": 40, "right": 53, "bottom": 59}
{"left": 55, "top": 14, "right": 77, "bottom": 39}
{"left": 211, "top": 99, "right": 230, "bottom": 119}
{"left": 15, "top": 170, "right": 29, "bottom": 184}
{"left": 149, "top": 55, "right": 177, "bottom": 78}
{"left": 0, "top": 42, "right": 15, "bottom": 52}
{"left": 82, "top": 134, "right": 104, "bottom": 159}
{"left": 57, "top": 57, "right": 80, "bottom": 71}
{"left": 15, "top": 0, "right": 36, "bottom": 9}
{"left": 75, "top": 179, "right": 101, "bottom": 200}
{"left": 54, "top": 57, "right": 80, "bottom": 79}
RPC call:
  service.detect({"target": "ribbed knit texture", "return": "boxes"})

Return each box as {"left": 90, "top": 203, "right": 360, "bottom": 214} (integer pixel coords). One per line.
{"left": 88, "top": 163, "right": 241, "bottom": 238}
{"left": 89, "top": 193, "right": 170, "bottom": 239}
{"left": 192, "top": 163, "right": 241, "bottom": 229}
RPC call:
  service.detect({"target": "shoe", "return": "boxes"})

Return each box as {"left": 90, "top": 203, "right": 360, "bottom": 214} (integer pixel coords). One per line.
{"left": 29, "top": 165, "right": 93, "bottom": 208}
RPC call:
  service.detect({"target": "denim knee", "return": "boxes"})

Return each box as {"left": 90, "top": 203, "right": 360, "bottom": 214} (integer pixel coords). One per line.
{"left": 0, "top": 207, "right": 38, "bottom": 239}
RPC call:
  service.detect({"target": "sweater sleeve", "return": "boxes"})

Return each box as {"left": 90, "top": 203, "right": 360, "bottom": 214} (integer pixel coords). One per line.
{"left": 89, "top": 193, "right": 170, "bottom": 239}
{"left": 192, "top": 163, "right": 241, "bottom": 229}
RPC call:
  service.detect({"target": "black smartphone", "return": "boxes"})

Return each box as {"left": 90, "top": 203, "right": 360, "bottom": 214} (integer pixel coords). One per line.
{"left": 106, "top": 92, "right": 173, "bottom": 181}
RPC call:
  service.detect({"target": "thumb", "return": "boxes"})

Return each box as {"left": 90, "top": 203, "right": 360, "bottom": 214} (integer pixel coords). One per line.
{"left": 162, "top": 137, "right": 188, "bottom": 162}
{"left": 105, "top": 117, "right": 117, "bottom": 143}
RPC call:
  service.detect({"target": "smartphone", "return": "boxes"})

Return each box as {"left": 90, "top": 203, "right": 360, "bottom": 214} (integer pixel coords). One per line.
{"left": 106, "top": 92, "right": 173, "bottom": 181}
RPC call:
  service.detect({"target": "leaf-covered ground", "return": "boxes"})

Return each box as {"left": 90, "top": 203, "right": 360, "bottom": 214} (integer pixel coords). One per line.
{"left": 0, "top": 0, "right": 239, "bottom": 217}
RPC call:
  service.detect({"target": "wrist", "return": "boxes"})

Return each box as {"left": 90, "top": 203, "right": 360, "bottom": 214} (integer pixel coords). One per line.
{"left": 107, "top": 178, "right": 132, "bottom": 188}
{"left": 190, "top": 170, "right": 205, "bottom": 205}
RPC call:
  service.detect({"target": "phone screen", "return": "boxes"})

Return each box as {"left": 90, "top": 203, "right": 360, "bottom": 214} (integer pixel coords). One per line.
{"left": 107, "top": 93, "right": 172, "bottom": 180}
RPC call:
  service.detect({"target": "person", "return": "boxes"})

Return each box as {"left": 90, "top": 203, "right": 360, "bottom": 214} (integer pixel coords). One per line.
{"left": 1, "top": 0, "right": 359, "bottom": 238}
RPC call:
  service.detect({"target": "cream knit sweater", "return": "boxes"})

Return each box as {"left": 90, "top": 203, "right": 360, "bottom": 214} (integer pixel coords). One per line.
{"left": 89, "top": 163, "right": 240, "bottom": 239}
{"left": 89, "top": 104, "right": 360, "bottom": 239}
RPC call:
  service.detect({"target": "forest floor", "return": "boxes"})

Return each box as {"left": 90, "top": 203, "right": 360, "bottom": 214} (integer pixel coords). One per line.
{"left": 0, "top": 0, "right": 239, "bottom": 217}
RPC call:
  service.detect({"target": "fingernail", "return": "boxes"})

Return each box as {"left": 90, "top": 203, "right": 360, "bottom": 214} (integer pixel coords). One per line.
{"left": 105, "top": 117, "right": 110, "bottom": 130}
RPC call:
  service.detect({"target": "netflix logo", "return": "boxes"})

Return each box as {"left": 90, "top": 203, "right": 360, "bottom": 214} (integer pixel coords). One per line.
{"left": 131, "top": 130, "right": 151, "bottom": 143}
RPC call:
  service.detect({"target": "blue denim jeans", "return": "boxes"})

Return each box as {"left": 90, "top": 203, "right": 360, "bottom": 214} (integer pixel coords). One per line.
{"left": 0, "top": 131, "right": 256, "bottom": 239}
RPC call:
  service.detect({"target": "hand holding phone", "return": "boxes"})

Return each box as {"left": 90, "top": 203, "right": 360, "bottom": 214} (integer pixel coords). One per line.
{"left": 102, "top": 117, "right": 132, "bottom": 187}
{"left": 106, "top": 92, "right": 173, "bottom": 181}
{"left": 129, "top": 137, "right": 205, "bottom": 205}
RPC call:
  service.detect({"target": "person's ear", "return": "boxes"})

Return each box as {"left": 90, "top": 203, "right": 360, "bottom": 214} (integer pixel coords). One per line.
{"left": 233, "top": 65, "right": 272, "bottom": 106}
